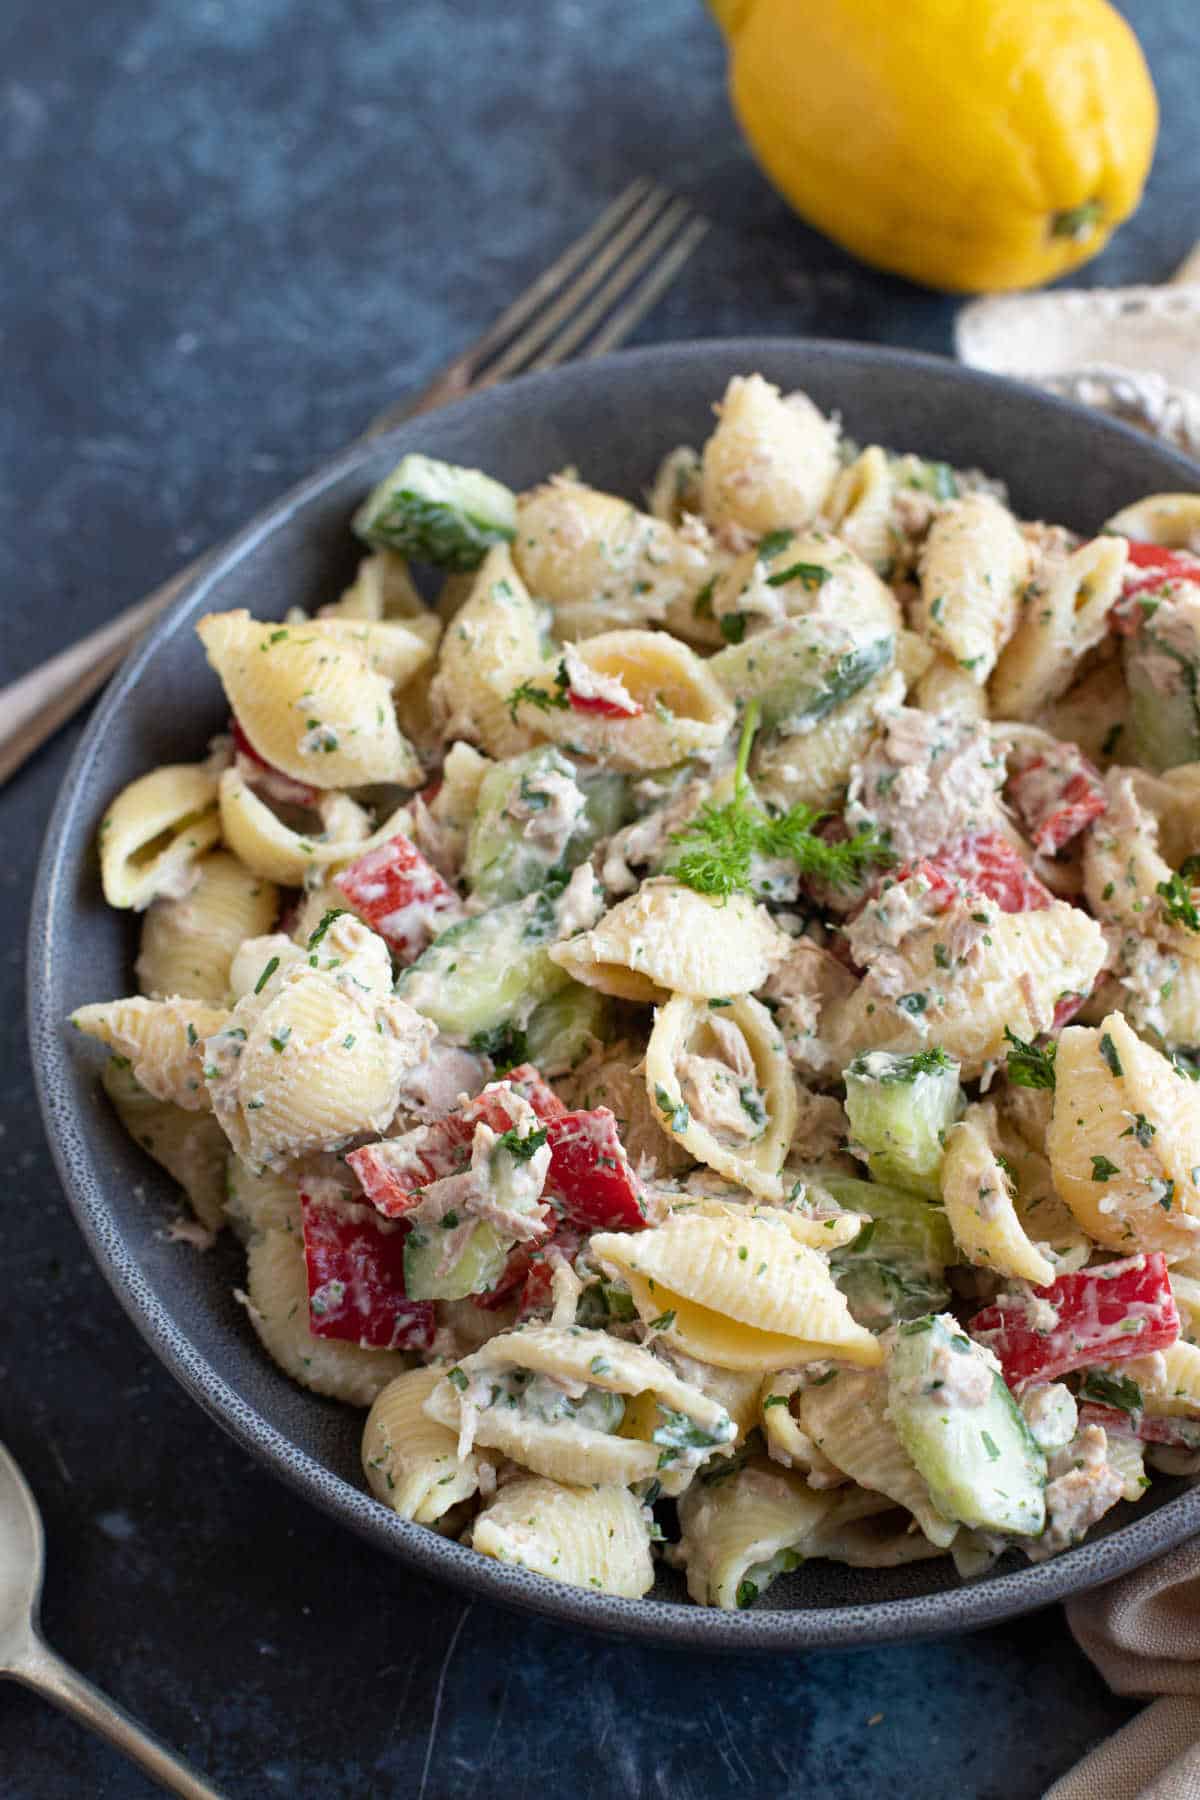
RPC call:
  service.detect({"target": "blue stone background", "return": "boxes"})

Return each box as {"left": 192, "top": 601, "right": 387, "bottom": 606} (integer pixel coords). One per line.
{"left": 1, "top": 0, "right": 1195, "bottom": 1792}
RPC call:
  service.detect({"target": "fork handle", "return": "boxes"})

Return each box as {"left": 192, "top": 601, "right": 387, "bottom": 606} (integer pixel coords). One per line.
{"left": 11, "top": 1631, "right": 226, "bottom": 1799}
{"left": 0, "top": 559, "right": 202, "bottom": 787}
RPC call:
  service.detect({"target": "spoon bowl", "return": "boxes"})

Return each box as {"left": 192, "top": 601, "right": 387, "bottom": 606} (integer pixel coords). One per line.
{"left": 0, "top": 1439, "right": 224, "bottom": 1798}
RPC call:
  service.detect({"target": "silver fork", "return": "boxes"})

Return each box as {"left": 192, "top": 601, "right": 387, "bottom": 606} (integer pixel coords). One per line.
{"left": 0, "top": 180, "right": 707, "bottom": 790}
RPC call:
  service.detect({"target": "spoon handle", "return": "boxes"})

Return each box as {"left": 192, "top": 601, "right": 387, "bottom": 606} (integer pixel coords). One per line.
{"left": 11, "top": 1631, "right": 226, "bottom": 1799}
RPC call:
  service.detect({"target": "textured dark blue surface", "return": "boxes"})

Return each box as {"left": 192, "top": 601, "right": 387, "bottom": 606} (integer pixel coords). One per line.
{"left": 2, "top": 0, "right": 1195, "bottom": 1792}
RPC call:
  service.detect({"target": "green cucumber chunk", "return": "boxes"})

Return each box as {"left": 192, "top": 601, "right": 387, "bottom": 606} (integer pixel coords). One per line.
{"left": 353, "top": 454, "right": 517, "bottom": 571}
{"left": 464, "top": 748, "right": 627, "bottom": 905}
{"left": 396, "top": 881, "right": 582, "bottom": 1044}
{"left": 842, "top": 1047, "right": 964, "bottom": 1199}
{"left": 523, "top": 982, "right": 611, "bottom": 1077}
{"left": 1123, "top": 609, "right": 1200, "bottom": 772}
{"left": 887, "top": 1313, "right": 1046, "bottom": 1537}
{"left": 403, "top": 1219, "right": 509, "bottom": 1301}
{"left": 709, "top": 620, "right": 893, "bottom": 733}
{"left": 819, "top": 1172, "right": 955, "bottom": 1329}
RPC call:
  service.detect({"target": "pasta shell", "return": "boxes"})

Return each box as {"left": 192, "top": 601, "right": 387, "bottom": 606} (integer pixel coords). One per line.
{"left": 991, "top": 536, "right": 1127, "bottom": 719}
{"left": 916, "top": 494, "right": 1029, "bottom": 685}
{"left": 222, "top": 1157, "right": 301, "bottom": 1242}
{"left": 322, "top": 549, "right": 426, "bottom": 622}
{"left": 700, "top": 376, "right": 839, "bottom": 537}
{"left": 136, "top": 852, "right": 279, "bottom": 1004}
{"left": 422, "top": 1321, "right": 735, "bottom": 1493}
{"left": 72, "top": 995, "right": 229, "bottom": 1110}
{"left": 513, "top": 476, "right": 709, "bottom": 638}
{"left": 797, "top": 1366, "right": 957, "bottom": 1547}
{"left": 197, "top": 610, "right": 422, "bottom": 789}
{"left": 101, "top": 1056, "right": 229, "bottom": 1231}
{"left": 99, "top": 763, "right": 221, "bottom": 911}
{"left": 1105, "top": 494, "right": 1200, "bottom": 548}
{"left": 823, "top": 446, "right": 895, "bottom": 576}
{"left": 514, "top": 631, "right": 735, "bottom": 772}
{"left": 549, "top": 879, "right": 790, "bottom": 1003}
{"left": 591, "top": 1210, "right": 883, "bottom": 1372}
{"left": 940, "top": 1115, "right": 1056, "bottom": 1286}
{"left": 243, "top": 1225, "right": 407, "bottom": 1405}
{"left": 1120, "top": 1340, "right": 1200, "bottom": 1419}
{"left": 217, "top": 768, "right": 412, "bottom": 885}
{"left": 363, "top": 1367, "right": 480, "bottom": 1523}
{"left": 1047, "top": 1014, "right": 1200, "bottom": 1256}
{"left": 643, "top": 995, "right": 797, "bottom": 1199}
{"left": 428, "top": 546, "right": 546, "bottom": 758}
{"left": 471, "top": 1477, "right": 654, "bottom": 1598}
{"left": 1085, "top": 770, "right": 1200, "bottom": 965}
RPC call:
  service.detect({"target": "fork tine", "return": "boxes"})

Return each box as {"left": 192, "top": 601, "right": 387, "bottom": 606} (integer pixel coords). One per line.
{"left": 581, "top": 216, "right": 710, "bottom": 362}
{"left": 477, "top": 183, "right": 682, "bottom": 386}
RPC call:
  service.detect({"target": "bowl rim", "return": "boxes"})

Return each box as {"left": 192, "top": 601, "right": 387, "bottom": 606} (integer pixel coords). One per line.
{"left": 29, "top": 335, "right": 1200, "bottom": 1650}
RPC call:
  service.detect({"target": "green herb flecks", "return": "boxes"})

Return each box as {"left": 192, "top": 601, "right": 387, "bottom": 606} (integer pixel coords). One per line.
{"left": 1003, "top": 1027, "right": 1057, "bottom": 1091}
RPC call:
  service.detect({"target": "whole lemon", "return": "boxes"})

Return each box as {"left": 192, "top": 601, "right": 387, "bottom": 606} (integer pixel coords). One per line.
{"left": 711, "top": 0, "right": 1158, "bottom": 292}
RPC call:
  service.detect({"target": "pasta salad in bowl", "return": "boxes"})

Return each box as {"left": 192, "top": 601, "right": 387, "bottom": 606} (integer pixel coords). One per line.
{"left": 37, "top": 343, "right": 1200, "bottom": 1643}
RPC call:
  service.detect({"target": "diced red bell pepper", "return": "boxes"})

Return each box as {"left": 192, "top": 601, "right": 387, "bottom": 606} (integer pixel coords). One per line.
{"left": 334, "top": 832, "right": 465, "bottom": 964}
{"left": 348, "top": 1069, "right": 566, "bottom": 1218}
{"left": 1110, "top": 543, "right": 1200, "bottom": 635}
{"left": 1079, "top": 1401, "right": 1200, "bottom": 1451}
{"left": 970, "top": 1254, "right": 1180, "bottom": 1393}
{"left": 567, "top": 689, "right": 643, "bottom": 720}
{"left": 930, "top": 832, "right": 1056, "bottom": 913}
{"left": 1007, "top": 750, "right": 1108, "bottom": 857}
{"left": 893, "top": 834, "right": 1054, "bottom": 914}
{"left": 299, "top": 1186, "right": 434, "bottom": 1351}
{"left": 543, "top": 1107, "right": 648, "bottom": 1232}
{"left": 231, "top": 716, "right": 321, "bottom": 807}
{"left": 518, "top": 1223, "right": 586, "bottom": 1316}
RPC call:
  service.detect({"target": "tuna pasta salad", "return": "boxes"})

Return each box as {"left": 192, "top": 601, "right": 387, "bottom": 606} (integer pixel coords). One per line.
{"left": 73, "top": 375, "right": 1200, "bottom": 1608}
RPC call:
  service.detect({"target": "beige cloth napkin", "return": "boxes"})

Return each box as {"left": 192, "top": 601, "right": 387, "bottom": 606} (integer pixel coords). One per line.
{"left": 1045, "top": 1542, "right": 1200, "bottom": 1799}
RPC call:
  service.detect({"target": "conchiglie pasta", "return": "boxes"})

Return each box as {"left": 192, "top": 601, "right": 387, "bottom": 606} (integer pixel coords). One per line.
{"left": 1119, "top": 1340, "right": 1200, "bottom": 1419}
{"left": 323, "top": 549, "right": 427, "bottom": 623}
{"left": 428, "top": 545, "right": 547, "bottom": 758}
{"left": 362, "top": 1367, "right": 480, "bottom": 1524}
{"left": 825, "top": 900, "right": 1106, "bottom": 1081}
{"left": 217, "top": 768, "right": 412, "bottom": 886}
{"left": 822, "top": 446, "right": 895, "bottom": 575}
{"left": 197, "top": 610, "right": 422, "bottom": 789}
{"left": 222, "top": 1156, "right": 301, "bottom": 1242}
{"left": 1047, "top": 1015, "right": 1200, "bottom": 1256}
{"left": 101, "top": 1056, "right": 230, "bottom": 1231}
{"left": 797, "top": 1365, "right": 957, "bottom": 1547}
{"left": 512, "top": 631, "right": 735, "bottom": 771}
{"left": 422, "top": 1322, "right": 735, "bottom": 1492}
{"left": 591, "top": 1208, "right": 883, "bottom": 1372}
{"left": 914, "top": 656, "right": 988, "bottom": 720}
{"left": 939, "top": 1115, "right": 1056, "bottom": 1286}
{"left": 709, "top": 529, "right": 901, "bottom": 648}
{"left": 549, "top": 879, "right": 789, "bottom": 1003}
{"left": 916, "top": 493, "right": 1029, "bottom": 684}
{"left": 1105, "top": 494, "right": 1200, "bottom": 550}
{"left": 643, "top": 994, "right": 797, "bottom": 1199}
{"left": 1084, "top": 770, "right": 1200, "bottom": 965}
{"left": 243, "top": 1224, "right": 408, "bottom": 1405}
{"left": 136, "top": 852, "right": 279, "bottom": 1004}
{"left": 990, "top": 534, "right": 1128, "bottom": 719}
{"left": 207, "top": 922, "right": 435, "bottom": 1170}
{"left": 700, "top": 375, "right": 839, "bottom": 537}
{"left": 512, "top": 477, "right": 709, "bottom": 637}
{"left": 471, "top": 1478, "right": 654, "bottom": 1597}
{"left": 751, "top": 669, "right": 904, "bottom": 813}
{"left": 99, "top": 763, "right": 222, "bottom": 910}
{"left": 72, "top": 995, "right": 228, "bottom": 1110}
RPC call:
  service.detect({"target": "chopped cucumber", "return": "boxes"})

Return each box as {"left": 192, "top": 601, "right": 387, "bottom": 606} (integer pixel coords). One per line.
{"left": 575, "top": 1279, "right": 637, "bottom": 1327}
{"left": 523, "top": 982, "right": 611, "bottom": 1076}
{"left": 709, "top": 620, "right": 893, "bottom": 734}
{"left": 1123, "top": 609, "right": 1200, "bottom": 772}
{"left": 396, "top": 883, "right": 575, "bottom": 1044}
{"left": 820, "top": 1173, "right": 954, "bottom": 1329}
{"left": 887, "top": 1313, "right": 1046, "bottom": 1537}
{"left": 842, "top": 1048, "right": 964, "bottom": 1199}
{"left": 464, "top": 748, "right": 627, "bottom": 905}
{"left": 353, "top": 454, "right": 517, "bottom": 571}
{"left": 403, "top": 1219, "right": 509, "bottom": 1301}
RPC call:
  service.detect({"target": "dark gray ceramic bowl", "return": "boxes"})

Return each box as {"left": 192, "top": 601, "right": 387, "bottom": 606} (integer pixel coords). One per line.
{"left": 29, "top": 340, "right": 1200, "bottom": 1648}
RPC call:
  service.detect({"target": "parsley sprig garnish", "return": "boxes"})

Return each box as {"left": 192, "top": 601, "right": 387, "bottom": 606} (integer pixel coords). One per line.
{"left": 668, "top": 703, "right": 893, "bottom": 902}
{"left": 1003, "top": 1027, "right": 1057, "bottom": 1090}
{"left": 1158, "top": 868, "right": 1200, "bottom": 934}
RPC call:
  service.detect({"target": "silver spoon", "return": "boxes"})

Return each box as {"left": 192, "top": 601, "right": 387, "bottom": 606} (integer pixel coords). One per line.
{"left": 0, "top": 1439, "right": 225, "bottom": 1798}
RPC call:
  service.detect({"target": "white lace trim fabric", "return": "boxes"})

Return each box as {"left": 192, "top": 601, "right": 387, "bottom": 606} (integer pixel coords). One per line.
{"left": 957, "top": 268, "right": 1200, "bottom": 459}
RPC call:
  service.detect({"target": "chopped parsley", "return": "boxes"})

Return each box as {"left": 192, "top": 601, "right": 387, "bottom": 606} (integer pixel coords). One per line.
{"left": 507, "top": 659, "right": 570, "bottom": 724}
{"left": 1158, "top": 870, "right": 1200, "bottom": 934}
{"left": 654, "top": 1085, "right": 690, "bottom": 1133}
{"left": 1090, "top": 1154, "right": 1119, "bottom": 1183}
{"left": 1121, "top": 1113, "right": 1157, "bottom": 1148}
{"left": 1003, "top": 1027, "right": 1057, "bottom": 1090}
{"left": 307, "top": 908, "right": 346, "bottom": 951}
{"left": 1100, "top": 1032, "right": 1124, "bottom": 1078}
{"left": 647, "top": 1309, "right": 677, "bottom": 1333}
{"left": 254, "top": 955, "right": 280, "bottom": 995}
{"left": 718, "top": 612, "right": 747, "bottom": 645}
{"left": 1077, "top": 1369, "right": 1142, "bottom": 1415}
{"left": 494, "top": 1125, "right": 548, "bottom": 1162}
{"left": 765, "top": 560, "right": 829, "bottom": 591}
